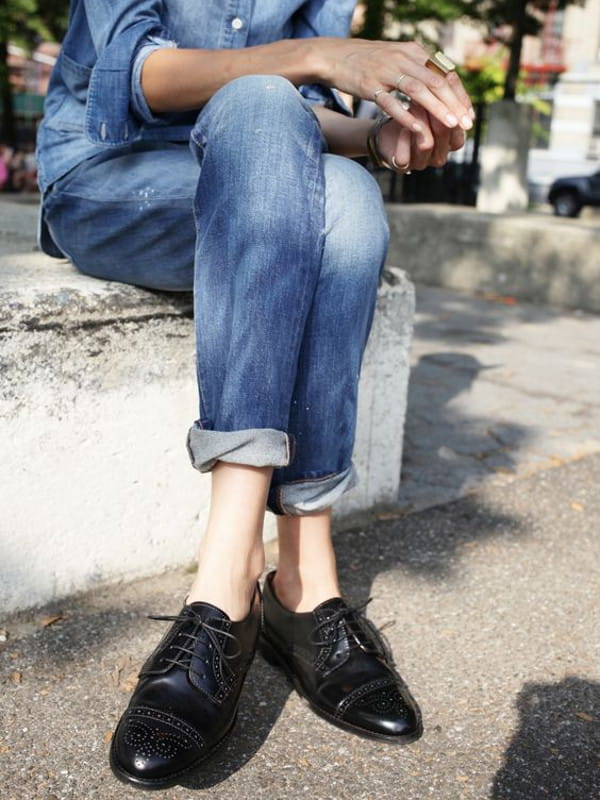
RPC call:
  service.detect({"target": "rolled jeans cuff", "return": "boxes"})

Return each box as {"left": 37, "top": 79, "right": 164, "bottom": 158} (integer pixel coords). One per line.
{"left": 186, "top": 424, "right": 292, "bottom": 473}
{"left": 269, "top": 464, "right": 358, "bottom": 516}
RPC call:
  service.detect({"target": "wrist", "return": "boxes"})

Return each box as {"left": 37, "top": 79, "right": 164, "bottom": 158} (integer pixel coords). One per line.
{"left": 366, "top": 116, "right": 393, "bottom": 170}
{"left": 305, "top": 37, "right": 337, "bottom": 87}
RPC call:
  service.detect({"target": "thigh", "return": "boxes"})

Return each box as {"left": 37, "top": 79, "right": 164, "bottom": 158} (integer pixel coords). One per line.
{"left": 43, "top": 143, "right": 199, "bottom": 291}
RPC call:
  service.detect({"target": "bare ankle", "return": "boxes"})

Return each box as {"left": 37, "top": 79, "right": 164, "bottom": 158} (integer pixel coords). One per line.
{"left": 272, "top": 568, "right": 341, "bottom": 613}
{"left": 187, "top": 547, "right": 265, "bottom": 621}
{"left": 274, "top": 509, "right": 340, "bottom": 612}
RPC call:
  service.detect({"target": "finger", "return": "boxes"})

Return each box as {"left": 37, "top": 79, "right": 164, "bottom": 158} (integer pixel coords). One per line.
{"left": 449, "top": 126, "right": 466, "bottom": 152}
{"left": 376, "top": 119, "right": 412, "bottom": 171}
{"left": 446, "top": 70, "right": 475, "bottom": 119}
{"left": 372, "top": 88, "right": 425, "bottom": 133}
{"left": 428, "top": 115, "right": 452, "bottom": 167}
{"left": 392, "top": 127, "right": 412, "bottom": 172}
{"left": 383, "top": 49, "right": 472, "bottom": 129}
{"left": 397, "top": 45, "right": 475, "bottom": 119}
{"left": 409, "top": 106, "right": 434, "bottom": 170}
{"left": 394, "top": 69, "right": 472, "bottom": 131}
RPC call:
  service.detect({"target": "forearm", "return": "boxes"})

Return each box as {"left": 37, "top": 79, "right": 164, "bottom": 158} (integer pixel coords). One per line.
{"left": 141, "top": 35, "right": 474, "bottom": 139}
{"left": 141, "top": 39, "right": 326, "bottom": 112}
{"left": 312, "top": 107, "right": 372, "bottom": 158}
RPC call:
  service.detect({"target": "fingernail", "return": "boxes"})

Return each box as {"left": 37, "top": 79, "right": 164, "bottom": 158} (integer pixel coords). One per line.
{"left": 446, "top": 114, "right": 458, "bottom": 127}
{"left": 461, "top": 115, "right": 473, "bottom": 129}
{"left": 469, "top": 107, "right": 476, "bottom": 120}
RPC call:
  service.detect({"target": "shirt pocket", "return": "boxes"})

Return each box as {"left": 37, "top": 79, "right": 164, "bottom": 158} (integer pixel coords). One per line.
{"left": 59, "top": 51, "right": 92, "bottom": 103}
{"left": 43, "top": 52, "right": 92, "bottom": 132}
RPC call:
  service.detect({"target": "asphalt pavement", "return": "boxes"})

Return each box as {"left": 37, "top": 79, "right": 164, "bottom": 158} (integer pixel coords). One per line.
{"left": 2, "top": 452, "right": 599, "bottom": 800}
{"left": 2, "top": 213, "right": 600, "bottom": 799}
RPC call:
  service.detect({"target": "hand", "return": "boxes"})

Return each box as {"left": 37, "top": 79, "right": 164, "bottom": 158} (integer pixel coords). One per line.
{"left": 376, "top": 107, "right": 466, "bottom": 173}
{"left": 319, "top": 38, "right": 474, "bottom": 134}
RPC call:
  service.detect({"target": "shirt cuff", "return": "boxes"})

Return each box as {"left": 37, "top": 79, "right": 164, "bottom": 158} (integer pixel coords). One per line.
{"left": 85, "top": 20, "right": 176, "bottom": 146}
{"left": 299, "top": 84, "right": 353, "bottom": 116}
{"left": 131, "top": 37, "right": 179, "bottom": 125}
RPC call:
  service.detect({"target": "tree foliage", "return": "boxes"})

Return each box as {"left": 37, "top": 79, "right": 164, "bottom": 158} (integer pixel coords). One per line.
{"left": 356, "top": 0, "right": 583, "bottom": 99}
{"left": 0, "top": 0, "right": 68, "bottom": 51}
{"left": 1, "top": 0, "right": 69, "bottom": 145}
{"left": 487, "top": 0, "right": 583, "bottom": 100}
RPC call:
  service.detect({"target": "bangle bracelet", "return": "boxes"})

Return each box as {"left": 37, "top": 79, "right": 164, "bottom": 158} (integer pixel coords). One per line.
{"left": 367, "top": 114, "right": 406, "bottom": 175}
{"left": 366, "top": 115, "right": 395, "bottom": 171}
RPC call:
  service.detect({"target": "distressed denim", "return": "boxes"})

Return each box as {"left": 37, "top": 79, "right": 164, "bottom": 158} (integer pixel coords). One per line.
{"left": 42, "top": 76, "right": 389, "bottom": 514}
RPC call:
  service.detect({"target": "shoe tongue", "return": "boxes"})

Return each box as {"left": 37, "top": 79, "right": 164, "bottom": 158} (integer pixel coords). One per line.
{"left": 313, "top": 597, "right": 348, "bottom": 617}
{"left": 185, "top": 601, "right": 231, "bottom": 622}
{"left": 183, "top": 602, "right": 232, "bottom": 679}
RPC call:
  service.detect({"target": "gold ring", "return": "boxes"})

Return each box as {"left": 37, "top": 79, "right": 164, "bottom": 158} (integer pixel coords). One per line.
{"left": 425, "top": 51, "right": 456, "bottom": 77}
{"left": 391, "top": 156, "right": 410, "bottom": 173}
{"left": 396, "top": 74, "right": 407, "bottom": 89}
{"left": 373, "top": 87, "right": 386, "bottom": 102}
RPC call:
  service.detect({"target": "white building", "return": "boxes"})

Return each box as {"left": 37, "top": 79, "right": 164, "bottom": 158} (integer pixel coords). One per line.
{"left": 442, "top": 0, "right": 600, "bottom": 188}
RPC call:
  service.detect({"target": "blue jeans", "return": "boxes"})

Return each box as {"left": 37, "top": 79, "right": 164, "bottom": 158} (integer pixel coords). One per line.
{"left": 42, "top": 76, "right": 389, "bottom": 514}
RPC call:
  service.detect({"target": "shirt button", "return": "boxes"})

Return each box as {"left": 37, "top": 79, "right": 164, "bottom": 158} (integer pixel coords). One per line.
{"left": 231, "top": 17, "right": 244, "bottom": 30}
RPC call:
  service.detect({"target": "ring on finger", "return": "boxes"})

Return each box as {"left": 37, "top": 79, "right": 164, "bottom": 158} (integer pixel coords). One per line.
{"left": 396, "top": 74, "right": 407, "bottom": 90}
{"left": 391, "top": 155, "right": 411, "bottom": 173}
{"left": 373, "top": 87, "right": 386, "bottom": 102}
{"left": 425, "top": 50, "right": 456, "bottom": 77}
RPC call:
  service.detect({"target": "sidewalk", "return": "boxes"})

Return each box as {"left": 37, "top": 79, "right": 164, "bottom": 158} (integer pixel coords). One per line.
{"left": 2, "top": 452, "right": 599, "bottom": 800}
{"left": 399, "top": 283, "right": 600, "bottom": 512}
{"left": 2, "top": 281, "right": 600, "bottom": 799}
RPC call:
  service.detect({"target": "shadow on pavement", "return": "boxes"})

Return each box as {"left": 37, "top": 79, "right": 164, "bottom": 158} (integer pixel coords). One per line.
{"left": 399, "top": 352, "right": 530, "bottom": 509}
{"left": 1, "top": 488, "right": 526, "bottom": 792}
{"left": 179, "top": 654, "right": 291, "bottom": 789}
{"left": 0, "top": 602, "right": 293, "bottom": 793}
{"left": 412, "top": 288, "right": 565, "bottom": 347}
{"left": 492, "top": 677, "right": 600, "bottom": 800}
{"left": 336, "top": 492, "right": 524, "bottom": 589}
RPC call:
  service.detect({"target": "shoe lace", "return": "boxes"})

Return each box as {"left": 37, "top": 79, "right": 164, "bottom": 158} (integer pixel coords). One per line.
{"left": 148, "top": 611, "right": 242, "bottom": 679}
{"left": 309, "top": 599, "right": 384, "bottom": 656}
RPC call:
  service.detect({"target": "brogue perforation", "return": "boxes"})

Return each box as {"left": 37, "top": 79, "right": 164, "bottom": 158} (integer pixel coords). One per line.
{"left": 261, "top": 572, "right": 422, "bottom": 744}
{"left": 110, "top": 588, "right": 261, "bottom": 789}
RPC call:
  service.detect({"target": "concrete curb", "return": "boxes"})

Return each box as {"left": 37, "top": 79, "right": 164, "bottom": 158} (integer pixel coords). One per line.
{"left": 0, "top": 239, "right": 414, "bottom": 613}
{"left": 386, "top": 203, "right": 600, "bottom": 313}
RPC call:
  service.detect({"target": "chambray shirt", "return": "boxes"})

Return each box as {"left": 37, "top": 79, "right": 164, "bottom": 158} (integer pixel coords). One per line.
{"left": 37, "top": 0, "right": 356, "bottom": 192}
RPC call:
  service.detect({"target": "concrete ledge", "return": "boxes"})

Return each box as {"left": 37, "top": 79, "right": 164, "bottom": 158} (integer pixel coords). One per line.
{"left": 0, "top": 244, "right": 414, "bottom": 613}
{"left": 386, "top": 204, "right": 600, "bottom": 313}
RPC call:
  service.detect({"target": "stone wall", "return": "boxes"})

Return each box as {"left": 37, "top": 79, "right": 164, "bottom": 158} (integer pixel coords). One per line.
{"left": 386, "top": 204, "right": 600, "bottom": 313}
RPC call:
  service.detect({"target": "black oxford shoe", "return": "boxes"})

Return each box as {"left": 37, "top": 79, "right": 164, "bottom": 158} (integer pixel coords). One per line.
{"left": 110, "top": 588, "right": 260, "bottom": 789}
{"left": 260, "top": 572, "right": 422, "bottom": 743}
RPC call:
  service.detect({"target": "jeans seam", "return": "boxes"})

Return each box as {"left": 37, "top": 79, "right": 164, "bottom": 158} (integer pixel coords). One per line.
{"left": 278, "top": 471, "right": 340, "bottom": 486}
{"left": 276, "top": 485, "right": 287, "bottom": 516}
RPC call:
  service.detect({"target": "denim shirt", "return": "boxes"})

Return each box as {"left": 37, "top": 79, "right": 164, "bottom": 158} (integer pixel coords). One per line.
{"left": 36, "top": 0, "right": 356, "bottom": 192}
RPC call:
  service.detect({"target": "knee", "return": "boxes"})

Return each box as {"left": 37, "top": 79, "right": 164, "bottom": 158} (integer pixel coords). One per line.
{"left": 323, "top": 156, "right": 389, "bottom": 274}
{"left": 198, "top": 75, "right": 311, "bottom": 135}
{"left": 191, "top": 74, "right": 323, "bottom": 212}
{"left": 218, "top": 74, "right": 298, "bottom": 101}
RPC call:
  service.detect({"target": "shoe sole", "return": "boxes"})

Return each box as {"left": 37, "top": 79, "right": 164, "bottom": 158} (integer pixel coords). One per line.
{"left": 109, "top": 710, "right": 237, "bottom": 790}
{"left": 260, "top": 633, "right": 424, "bottom": 745}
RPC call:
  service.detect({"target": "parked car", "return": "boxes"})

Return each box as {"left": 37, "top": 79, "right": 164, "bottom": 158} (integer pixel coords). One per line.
{"left": 548, "top": 169, "right": 600, "bottom": 217}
